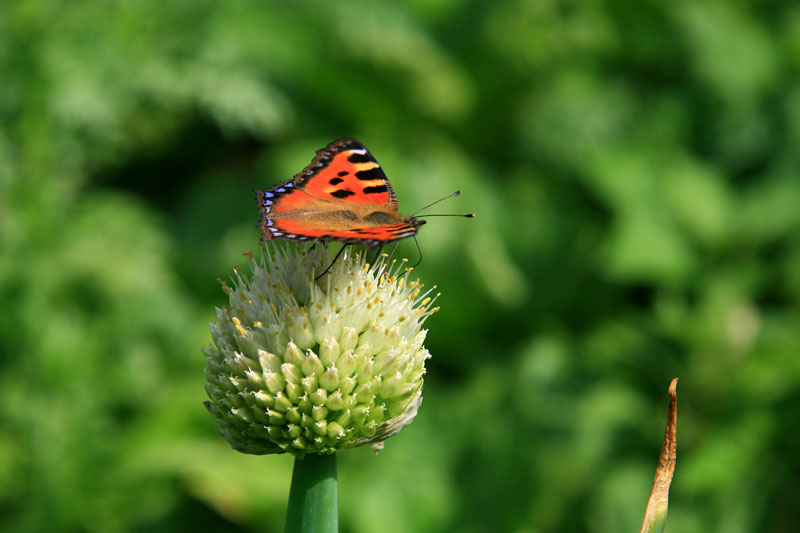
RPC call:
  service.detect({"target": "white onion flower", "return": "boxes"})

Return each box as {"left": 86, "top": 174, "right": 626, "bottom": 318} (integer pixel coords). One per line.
{"left": 203, "top": 245, "right": 438, "bottom": 456}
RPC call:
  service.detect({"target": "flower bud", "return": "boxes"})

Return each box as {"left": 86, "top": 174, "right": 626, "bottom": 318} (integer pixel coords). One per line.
{"left": 319, "top": 338, "right": 340, "bottom": 367}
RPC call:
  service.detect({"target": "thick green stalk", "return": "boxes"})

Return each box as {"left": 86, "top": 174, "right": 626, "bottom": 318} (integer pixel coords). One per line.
{"left": 285, "top": 452, "right": 338, "bottom": 533}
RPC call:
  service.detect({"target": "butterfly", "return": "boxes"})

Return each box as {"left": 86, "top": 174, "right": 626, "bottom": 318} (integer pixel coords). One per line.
{"left": 255, "top": 138, "right": 426, "bottom": 249}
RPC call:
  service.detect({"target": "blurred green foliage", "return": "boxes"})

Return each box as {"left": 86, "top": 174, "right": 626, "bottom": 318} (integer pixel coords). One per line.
{"left": 1, "top": 0, "right": 799, "bottom": 531}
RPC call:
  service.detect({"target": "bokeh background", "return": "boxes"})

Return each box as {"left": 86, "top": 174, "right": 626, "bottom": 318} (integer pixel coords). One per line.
{"left": 2, "top": 1, "right": 799, "bottom": 531}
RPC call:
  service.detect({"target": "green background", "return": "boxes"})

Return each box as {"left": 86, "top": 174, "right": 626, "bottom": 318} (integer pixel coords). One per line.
{"left": 2, "top": 1, "right": 799, "bottom": 531}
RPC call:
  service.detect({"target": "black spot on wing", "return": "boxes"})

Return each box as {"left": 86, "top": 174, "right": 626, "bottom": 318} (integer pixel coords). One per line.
{"left": 363, "top": 185, "right": 388, "bottom": 195}
{"left": 329, "top": 177, "right": 344, "bottom": 185}
{"left": 348, "top": 152, "right": 376, "bottom": 164}
{"left": 337, "top": 171, "right": 348, "bottom": 177}
{"left": 331, "top": 189, "right": 355, "bottom": 199}
{"left": 355, "top": 167, "right": 386, "bottom": 181}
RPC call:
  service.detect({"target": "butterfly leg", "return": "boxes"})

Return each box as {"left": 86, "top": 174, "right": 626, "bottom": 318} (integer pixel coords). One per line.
{"left": 384, "top": 241, "right": 400, "bottom": 264}
{"left": 370, "top": 246, "right": 384, "bottom": 265}
{"left": 314, "top": 244, "right": 350, "bottom": 281}
{"left": 410, "top": 235, "right": 423, "bottom": 269}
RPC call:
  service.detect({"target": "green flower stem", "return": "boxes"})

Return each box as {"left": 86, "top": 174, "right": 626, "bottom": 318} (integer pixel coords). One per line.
{"left": 285, "top": 452, "right": 338, "bottom": 533}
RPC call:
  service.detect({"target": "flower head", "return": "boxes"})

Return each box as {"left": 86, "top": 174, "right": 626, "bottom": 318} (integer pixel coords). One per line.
{"left": 203, "top": 245, "right": 438, "bottom": 456}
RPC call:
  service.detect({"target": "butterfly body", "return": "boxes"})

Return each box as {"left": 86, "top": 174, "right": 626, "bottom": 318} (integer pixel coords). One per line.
{"left": 256, "top": 138, "right": 425, "bottom": 249}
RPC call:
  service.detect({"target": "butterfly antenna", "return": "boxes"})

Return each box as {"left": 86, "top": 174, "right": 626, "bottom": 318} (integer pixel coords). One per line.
{"left": 315, "top": 244, "right": 349, "bottom": 281}
{"left": 415, "top": 213, "right": 475, "bottom": 218}
{"left": 411, "top": 235, "right": 423, "bottom": 269}
{"left": 412, "top": 190, "right": 464, "bottom": 216}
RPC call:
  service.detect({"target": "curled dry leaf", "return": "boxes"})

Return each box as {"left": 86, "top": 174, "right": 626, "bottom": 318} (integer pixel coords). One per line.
{"left": 640, "top": 378, "right": 678, "bottom": 533}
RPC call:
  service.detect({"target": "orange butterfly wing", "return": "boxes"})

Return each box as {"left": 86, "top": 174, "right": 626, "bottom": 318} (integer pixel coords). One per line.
{"left": 255, "top": 138, "right": 424, "bottom": 249}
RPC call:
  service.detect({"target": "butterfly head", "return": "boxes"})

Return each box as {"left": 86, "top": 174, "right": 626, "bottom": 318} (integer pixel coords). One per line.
{"left": 409, "top": 216, "right": 426, "bottom": 229}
